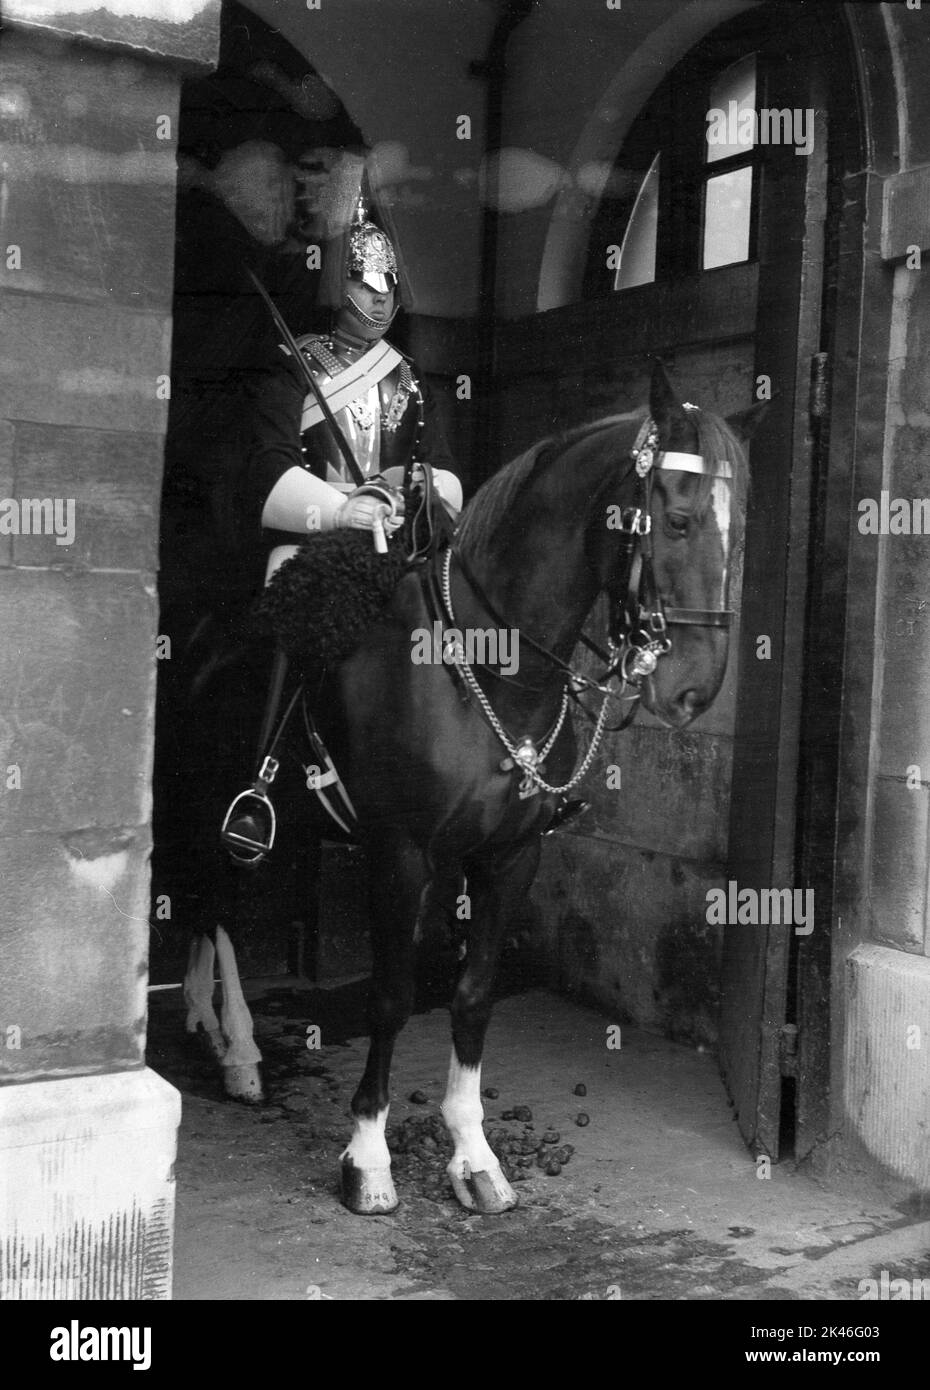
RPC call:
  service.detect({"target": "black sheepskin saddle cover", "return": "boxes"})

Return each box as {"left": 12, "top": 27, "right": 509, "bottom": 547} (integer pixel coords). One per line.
{"left": 254, "top": 530, "right": 409, "bottom": 672}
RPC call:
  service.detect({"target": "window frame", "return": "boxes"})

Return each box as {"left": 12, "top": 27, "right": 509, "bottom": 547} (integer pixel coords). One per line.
{"left": 584, "top": 12, "right": 788, "bottom": 298}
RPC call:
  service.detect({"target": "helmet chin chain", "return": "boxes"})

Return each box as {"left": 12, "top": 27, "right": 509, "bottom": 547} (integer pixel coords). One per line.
{"left": 343, "top": 292, "right": 398, "bottom": 333}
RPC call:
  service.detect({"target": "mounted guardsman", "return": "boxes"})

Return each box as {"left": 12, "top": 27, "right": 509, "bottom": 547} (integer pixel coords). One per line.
{"left": 250, "top": 197, "right": 462, "bottom": 578}
{"left": 221, "top": 199, "right": 462, "bottom": 861}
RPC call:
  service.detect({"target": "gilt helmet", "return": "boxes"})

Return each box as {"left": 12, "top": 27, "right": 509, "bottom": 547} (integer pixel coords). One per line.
{"left": 339, "top": 197, "right": 401, "bottom": 330}
{"left": 346, "top": 199, "right": 398, "bottom": 295}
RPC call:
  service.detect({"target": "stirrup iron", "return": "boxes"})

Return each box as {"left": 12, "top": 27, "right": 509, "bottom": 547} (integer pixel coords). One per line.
{"left": 220, "top": 756, "right": 279, "bottom": 865}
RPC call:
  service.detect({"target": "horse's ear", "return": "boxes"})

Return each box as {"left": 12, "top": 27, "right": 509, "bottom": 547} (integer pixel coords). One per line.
{"left": 726, "top": 400, "right": 769, "bottom": 442}
{"left": 649, "top": 358, "right": 689, "bottom": 436}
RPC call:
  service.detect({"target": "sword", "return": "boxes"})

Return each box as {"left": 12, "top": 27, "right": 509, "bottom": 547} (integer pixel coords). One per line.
{"left": 245, "top": 266, "right": 366, "bottom": 490}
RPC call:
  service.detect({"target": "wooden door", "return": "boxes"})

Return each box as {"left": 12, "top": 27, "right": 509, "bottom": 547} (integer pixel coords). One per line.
{"left": 614, "top": 14, "right": 834, "bottom": 1161}
{"left": 719, "top": 44, "right": 831, "bottom": 1160}
{"left": 498, "top": 6, "right": 841, "bottom": 1156}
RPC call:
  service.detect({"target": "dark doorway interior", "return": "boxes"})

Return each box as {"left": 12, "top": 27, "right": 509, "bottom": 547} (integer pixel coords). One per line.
{"left": 151, "top": 1, "right": 365, "bottom": 984}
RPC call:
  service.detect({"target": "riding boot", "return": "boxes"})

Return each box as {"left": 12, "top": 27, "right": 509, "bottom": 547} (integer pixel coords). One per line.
{"left": 220, "top": 647, "right": 289, "bottom": 866}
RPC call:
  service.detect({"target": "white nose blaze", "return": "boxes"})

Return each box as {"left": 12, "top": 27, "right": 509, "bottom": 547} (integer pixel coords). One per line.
{"left": 708, "top": 474, "right": 732, "bottom": 610}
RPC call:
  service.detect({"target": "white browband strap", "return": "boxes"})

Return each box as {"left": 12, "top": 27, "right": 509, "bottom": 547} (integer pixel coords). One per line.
{"left": 659, "top": 451, "right": 733, "bottom": 480}
{"left": 630, "top": 417, "right": 733, "bottom": 481}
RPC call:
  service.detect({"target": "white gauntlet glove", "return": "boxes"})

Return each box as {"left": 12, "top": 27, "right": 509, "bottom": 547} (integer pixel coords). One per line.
{"left": 335, "top": 487, "right": 405, "bottom": 550}
{"left": 335, "top": 493, "right": 403, "bottom": 534}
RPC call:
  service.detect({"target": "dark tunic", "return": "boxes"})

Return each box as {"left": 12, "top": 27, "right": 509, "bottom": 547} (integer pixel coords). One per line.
{"left": 247, "top": 325, "right": 456, "bottom": 547}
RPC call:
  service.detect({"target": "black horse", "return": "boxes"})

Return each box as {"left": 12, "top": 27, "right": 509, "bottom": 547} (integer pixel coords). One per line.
{"left": 183, "top": 361, "right": 763, "bottom": 1215}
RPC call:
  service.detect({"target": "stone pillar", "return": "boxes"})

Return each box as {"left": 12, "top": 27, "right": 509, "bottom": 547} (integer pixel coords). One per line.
{"left": 0, "top": 0, "right": 220, "bottom": 1299}
{"left": 844, "top": 3, "right": 930, "bottom": 1189}
{"left": 848, "top": 247, "right": 930, "bottom": 1190}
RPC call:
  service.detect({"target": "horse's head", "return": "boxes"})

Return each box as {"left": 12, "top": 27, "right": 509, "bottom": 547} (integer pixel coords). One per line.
{"left": 604, "top": 361, "right": 766, "bottom": 729}
{"left": 456, "top": 363, "right": 765, "bottom": 732}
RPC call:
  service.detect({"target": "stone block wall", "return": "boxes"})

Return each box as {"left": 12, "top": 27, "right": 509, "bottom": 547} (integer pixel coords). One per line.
{"left": 0, "top": 2, "right": 220, "bottom": 1298}
{"left": 0, "top": 23, "right": 180, "bottom": 1082}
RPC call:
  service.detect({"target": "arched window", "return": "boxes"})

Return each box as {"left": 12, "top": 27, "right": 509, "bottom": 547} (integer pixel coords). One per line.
{"left": 585, "top": 28, "right": 770, "bottom": 297}
{"left": 613, "top": 153, "right": 660, "bottom": 290}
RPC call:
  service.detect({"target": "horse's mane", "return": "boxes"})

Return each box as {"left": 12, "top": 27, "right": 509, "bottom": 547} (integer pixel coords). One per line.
{"left": 455, "top": 438, "right": 552, "bottom": 558}
{"left": 455, "top": 412, "right": 637, "bottom": 567}
{"left": 456, "top": 406, "right": 749, "bottom": 566}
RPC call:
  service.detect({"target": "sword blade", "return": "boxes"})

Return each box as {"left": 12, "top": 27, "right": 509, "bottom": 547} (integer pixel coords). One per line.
{"left": 245, "top": 267, "right": 365, "bottom": 489}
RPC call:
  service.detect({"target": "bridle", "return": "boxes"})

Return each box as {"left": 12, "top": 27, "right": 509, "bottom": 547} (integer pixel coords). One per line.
{"left": 434, "top": 409, "right": 737, "bottom": 795}
{"left": 606, "top": 413, "right": 735, "bottom": 691}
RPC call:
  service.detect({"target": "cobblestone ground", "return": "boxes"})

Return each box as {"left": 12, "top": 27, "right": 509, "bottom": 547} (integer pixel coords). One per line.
{"left": 147, "top": 986, "right": 930, "bottom": 1301}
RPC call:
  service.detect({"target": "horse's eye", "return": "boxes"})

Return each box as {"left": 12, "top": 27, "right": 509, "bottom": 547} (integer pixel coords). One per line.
{"left": 664, "top": 513, "right": 689, "bottom": 538}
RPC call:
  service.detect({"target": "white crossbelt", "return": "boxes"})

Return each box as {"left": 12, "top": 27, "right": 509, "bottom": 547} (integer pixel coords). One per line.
{"left": 298, "top": 339, "right": 403, "bottom": 431}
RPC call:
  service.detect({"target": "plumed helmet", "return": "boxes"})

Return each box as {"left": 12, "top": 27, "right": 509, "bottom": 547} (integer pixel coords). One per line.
{"left": 316, "top": 178, "right": 412, "bottom": 314}
{"left": 346, "top": 198, "right": 398, "bottom": 294}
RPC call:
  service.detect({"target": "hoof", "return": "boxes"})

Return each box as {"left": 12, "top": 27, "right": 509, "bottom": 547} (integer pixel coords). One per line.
{"left": 222, "top": 1062, "right": 264, "bottom": 1104}
{"left": 449, "top": 1163, "right": 518, "bottom": 1214}
{"left": 196, "top": 1026, "right": 227, "bottom": 1066}
{"left": 341, "top": 1158, "right": 398, "bottom": 1215}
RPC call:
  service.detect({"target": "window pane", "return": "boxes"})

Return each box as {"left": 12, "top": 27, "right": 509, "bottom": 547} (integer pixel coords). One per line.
{"left": 703, "top": 165, "right": 752, "bottom": 269}
{"left": 706, "top": 54, "right": 756, "bottom": 164}
{"left": 614, "top": 153, "right": 659, "bottom": 290}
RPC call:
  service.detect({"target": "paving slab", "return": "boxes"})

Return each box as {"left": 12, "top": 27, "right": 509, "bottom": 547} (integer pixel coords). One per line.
{"left": 147, "top": 985, "right": 929, "bottom": 1301}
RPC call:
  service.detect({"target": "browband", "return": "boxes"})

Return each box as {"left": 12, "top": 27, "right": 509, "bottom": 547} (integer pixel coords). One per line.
{"left": 631, "top": 416, "right": 733, "bottom": 480}
{"left": 659, "top": 451, "right": 733, "bottom": 480}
